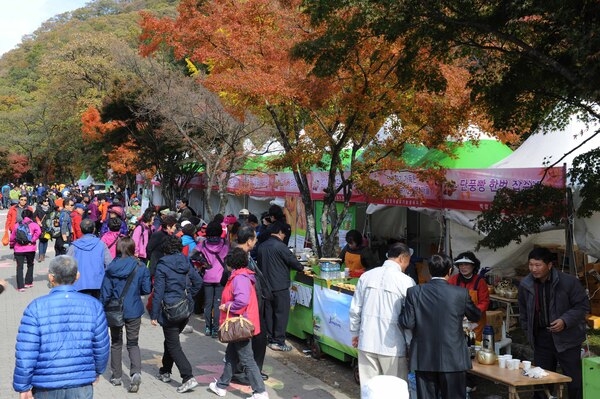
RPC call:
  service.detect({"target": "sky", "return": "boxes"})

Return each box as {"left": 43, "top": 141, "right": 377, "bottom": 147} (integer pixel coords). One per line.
{"left": 0, "top": 0, "right": 89, "bottom": 56}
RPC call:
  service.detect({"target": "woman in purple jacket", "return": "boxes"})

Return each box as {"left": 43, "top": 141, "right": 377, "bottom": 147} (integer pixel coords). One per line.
{"left": 199, "top": 221, "right": 230, "bottom": 337}
{"left": 10, "top": 209, "right": 42, "bottom": 291}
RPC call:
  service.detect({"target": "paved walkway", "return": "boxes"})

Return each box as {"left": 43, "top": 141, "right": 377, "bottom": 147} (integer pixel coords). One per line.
{"left": 0, "top": 209, "right": 352, "bottom": 399}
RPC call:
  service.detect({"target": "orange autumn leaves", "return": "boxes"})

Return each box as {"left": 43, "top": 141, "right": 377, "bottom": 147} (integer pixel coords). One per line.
{"left": 81, "top": 106, "right": 139, "bottom": 174}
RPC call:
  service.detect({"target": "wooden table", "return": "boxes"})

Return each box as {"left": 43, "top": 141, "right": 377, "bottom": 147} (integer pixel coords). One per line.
{"left": 490, "top": 294, "right": 520, "bottom": 331}
{"left": 469, "top": 360, "right": 572, "bottom": 399}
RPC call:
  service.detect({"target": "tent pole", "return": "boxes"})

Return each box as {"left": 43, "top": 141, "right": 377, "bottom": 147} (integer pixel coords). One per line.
{"left": 565, "top": 187, "right": 576, "bottom": 275}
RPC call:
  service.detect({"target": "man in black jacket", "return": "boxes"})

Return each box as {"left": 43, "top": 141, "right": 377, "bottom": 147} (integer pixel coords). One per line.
{"left": 400, "top": 254, "right": 481, "bottom": 399}
{"left": 257, "top": 221, "right": 303, "bottom": 351}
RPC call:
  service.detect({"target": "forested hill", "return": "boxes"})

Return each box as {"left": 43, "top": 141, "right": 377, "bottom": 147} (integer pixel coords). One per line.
{"left": 0, "top": 0, "right": 178, "bottom": 183}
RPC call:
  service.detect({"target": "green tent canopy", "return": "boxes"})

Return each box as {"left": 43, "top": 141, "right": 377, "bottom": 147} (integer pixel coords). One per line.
{"left": 417, "top": 140, "right": 513, "bottom": 169}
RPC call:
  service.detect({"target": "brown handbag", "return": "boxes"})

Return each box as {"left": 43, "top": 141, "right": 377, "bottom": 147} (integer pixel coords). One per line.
{"left": 218, "top": 304, "right": 255, "bottom": 343}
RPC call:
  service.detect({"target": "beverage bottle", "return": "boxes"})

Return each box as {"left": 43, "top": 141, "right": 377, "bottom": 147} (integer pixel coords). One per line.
{"left": 482, "top": 325, "right": 495, "bottom": 351}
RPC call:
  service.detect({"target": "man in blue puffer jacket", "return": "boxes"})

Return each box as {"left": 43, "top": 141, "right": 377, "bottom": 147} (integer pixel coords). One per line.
{"left": 13, "top": 255, "right": 110, "bottom": 398}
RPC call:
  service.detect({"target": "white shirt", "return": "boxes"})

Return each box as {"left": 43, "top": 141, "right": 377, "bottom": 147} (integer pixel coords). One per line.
{"left": 349, "top": 259, "right": 415, "bottom": 356}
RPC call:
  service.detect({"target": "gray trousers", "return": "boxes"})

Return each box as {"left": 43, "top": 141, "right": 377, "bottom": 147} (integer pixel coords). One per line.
{"left": 110, "top": 317, "right": 142, "bottom": 378}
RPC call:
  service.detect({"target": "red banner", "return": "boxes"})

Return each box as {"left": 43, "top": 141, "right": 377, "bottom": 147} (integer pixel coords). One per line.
{"left": 187, "top": 167, "right": 565, "bottom": 212}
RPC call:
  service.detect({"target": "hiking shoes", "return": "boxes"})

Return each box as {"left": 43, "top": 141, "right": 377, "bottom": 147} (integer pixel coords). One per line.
{"left": 268, "top": 343, "right": 292, "bottom": 352}
{"left": 176, "top": 377, "right": 198, "bottom": 393}
{"left": 110, "top": 377, "right": 122, "bottom": 386}
{"left": 128, "top": 373, "right": 141, "bottom": 393}
{"left": 157, "top": 372, "right": 171, "bottom": 383}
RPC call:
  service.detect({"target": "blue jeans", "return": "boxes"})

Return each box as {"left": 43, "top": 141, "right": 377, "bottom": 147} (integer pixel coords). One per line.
{"left": 217, "top": 339, "right": 266, "bottom": 394}
{"left": 39, "top": 239, "right": 49, "bottom": 256}
{"left": 32, "top": 385, "right": 93, "bottom": 399}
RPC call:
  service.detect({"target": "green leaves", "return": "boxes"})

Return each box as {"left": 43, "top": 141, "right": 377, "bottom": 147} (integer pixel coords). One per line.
{"left": 475, "top": 184, "right": 565, "bottom": 250}
{"left": 570, "top": 147, "right": 600, "bottom": 218}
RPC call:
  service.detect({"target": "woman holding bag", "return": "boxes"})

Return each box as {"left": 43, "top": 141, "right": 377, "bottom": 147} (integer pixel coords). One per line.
{"left": 209, "top": 247, "right": 269, "bottom": 399}
{"left": 100, "top": 237, "right": 152, "bottom": 393}
{"left": 151, "top": 235, "right": 203, "bottom": 394}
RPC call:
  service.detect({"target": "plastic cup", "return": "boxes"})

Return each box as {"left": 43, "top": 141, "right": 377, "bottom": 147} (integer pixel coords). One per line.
{"left": 509, "top": 359, "right": 520, "bottom": 370}
{"left": 504, "top": 354, "right": 513, "bottom": 360}
{"left": 522, "top": 360, "right": 531, "bottom": 370}
{"left": 498, "top": 357, "right": 507, "bottom": 368}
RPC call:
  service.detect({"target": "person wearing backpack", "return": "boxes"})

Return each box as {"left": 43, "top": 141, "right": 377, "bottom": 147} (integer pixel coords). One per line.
{"left": 4, "top": 194, "right": 34, "bottom": 246}
{"left": 9, "top": 209, "right": 42, "bottom": 292}
{"left": 101, "top": 217, "right": 123, "bottom": 261}
{"left": 199, "top": 221, "right": 229, "bottom": 337}
{"left": 131, "top": 209, "right": 153, "bottom": 263}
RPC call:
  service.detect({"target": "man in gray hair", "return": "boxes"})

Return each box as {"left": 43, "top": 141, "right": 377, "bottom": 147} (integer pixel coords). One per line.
{"left": 13, "top": 255, "right": 110, "bottom": 398}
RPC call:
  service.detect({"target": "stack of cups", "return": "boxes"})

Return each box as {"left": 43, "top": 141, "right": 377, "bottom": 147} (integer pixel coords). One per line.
{"left": 497, "top": 354, "right": 512, "bottom": 369}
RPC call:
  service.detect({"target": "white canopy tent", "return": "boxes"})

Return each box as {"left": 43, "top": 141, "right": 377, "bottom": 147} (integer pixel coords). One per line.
{"left": 367, "top": 114, "right": 600, "bottom": 274}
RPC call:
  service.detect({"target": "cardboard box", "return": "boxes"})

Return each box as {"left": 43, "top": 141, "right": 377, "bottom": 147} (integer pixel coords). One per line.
{"left": 587, "top": 315, "right": 600, "bottom": 329}
{"left": 486, "top": 310, "right": 505, "bottom": 341}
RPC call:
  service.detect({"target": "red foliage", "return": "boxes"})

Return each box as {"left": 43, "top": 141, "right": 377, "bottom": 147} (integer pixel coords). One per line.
{"left": 8, "top": 153, "right": 30, "bottom": 179}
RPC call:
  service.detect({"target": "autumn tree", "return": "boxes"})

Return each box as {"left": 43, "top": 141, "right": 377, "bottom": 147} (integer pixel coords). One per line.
{"left": 140, "top": 0, "right": 490, "bottom": 256}
{"left": 124, "top": 54, "right": 269, "bottom": 218}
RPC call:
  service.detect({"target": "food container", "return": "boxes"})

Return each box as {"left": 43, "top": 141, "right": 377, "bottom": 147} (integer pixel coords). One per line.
{"left": 504, "top": 290, "right": 518, "bottom": 299}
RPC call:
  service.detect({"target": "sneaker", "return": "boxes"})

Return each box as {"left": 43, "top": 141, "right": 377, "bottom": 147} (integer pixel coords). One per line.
{"left": 18, "top": 288, "right": 26, "bottom": 292}
{"left": 211, "top": 329, "right": 219, "bottom": 339}
{"left": 110, "top": 377, "right": 122, "bottom": 386}
{"left": 24, "top": 284, "right": 33, "bottom": 288}
{"left": 268, "top": 343, "right": 292, "bottom": 352}
{"left": 157, "top": 372, "right": 171, "bottom": 383}
{"left": 182, "top": 325, "right": 193, "bottom": 334}
{"left": 209, "top": 380, "right": 226, "bottom": 397}
{"left": 128, "top": 373, "right": 141, "bottom": 393}
{"left": 176, "top": 377, "right": 198, "bottom": 393}
{"left": 247, "top": 391, "right": 269, "bottom": 399}
{"left": 204, "top": 327, "right": 212, "bottom": 336}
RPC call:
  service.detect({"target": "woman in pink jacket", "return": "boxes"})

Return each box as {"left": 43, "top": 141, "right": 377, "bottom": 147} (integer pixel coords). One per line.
{"left": 10, "top": 209, "right": 42, "bottom": 292}
{"left": 131, "top": 210, "right": 154, "bottom": 263}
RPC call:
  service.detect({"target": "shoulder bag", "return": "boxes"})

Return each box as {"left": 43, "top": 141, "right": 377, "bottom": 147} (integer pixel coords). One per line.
{"left": 105, "top": 267, "right": 137, "bottom": 328}
{"left": 218, "top": 303, "right": 255, "bottom": 343}
{"left": 161, "top": 266, "right": 192, "bottom": 323}
{"left": 161, "top": 289, "right": 192, "bottom": 323}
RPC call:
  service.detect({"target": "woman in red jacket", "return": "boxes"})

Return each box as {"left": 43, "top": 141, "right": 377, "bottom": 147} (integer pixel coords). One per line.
{"left": 449, "top": 251, "right": 490, "bottom": 341}
{"left": 209, "top": 247, "right": 269, "bottom": 399}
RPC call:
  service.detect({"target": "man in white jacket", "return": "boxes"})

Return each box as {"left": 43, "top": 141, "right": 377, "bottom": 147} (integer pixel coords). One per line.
{"left": 349, "top": 242, "right": 415, "bottom": 392}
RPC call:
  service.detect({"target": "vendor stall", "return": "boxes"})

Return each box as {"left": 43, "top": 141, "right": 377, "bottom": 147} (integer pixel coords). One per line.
{"left": 286, "top": 263, "right": 360, "bottom": 383}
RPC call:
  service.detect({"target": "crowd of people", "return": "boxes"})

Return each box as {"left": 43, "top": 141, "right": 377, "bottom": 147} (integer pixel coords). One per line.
{"left": 3, "top": 181, "right": 591, "bottom": 399}
{"left": 5, "top": 184, "right": 301, "bottom": 398}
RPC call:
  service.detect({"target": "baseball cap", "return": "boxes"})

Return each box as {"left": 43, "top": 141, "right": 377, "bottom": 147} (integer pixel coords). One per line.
{"left": 239, "top": 208, "right": 249, "bottom": 216}
{"left": 223, "top": 214, "right": 237, "bottom": 225}
{"left": 74, "top": 203, "right": 86, "bottom": 210}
